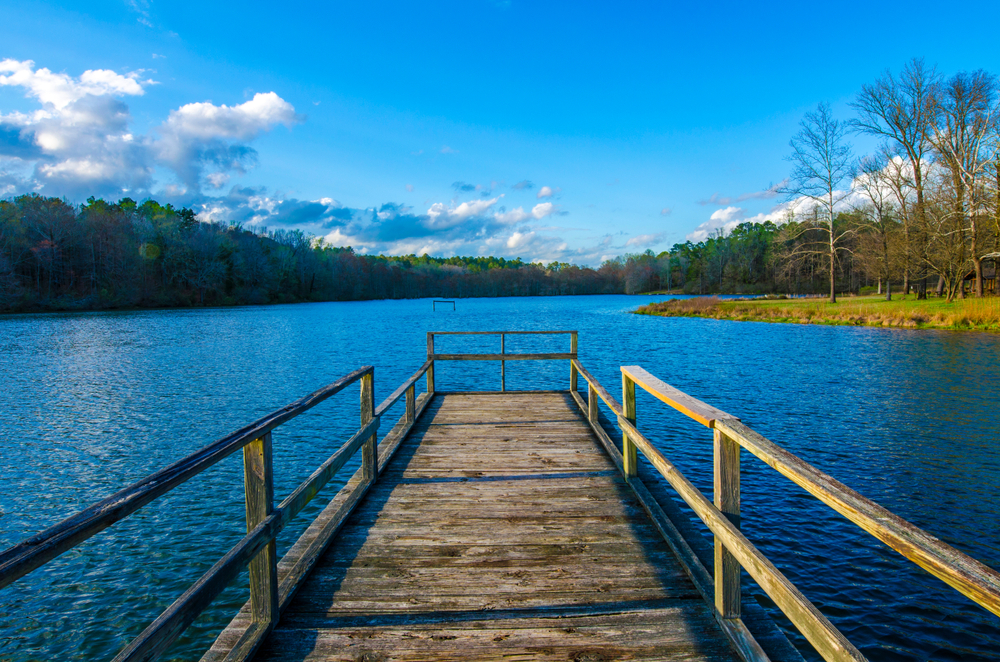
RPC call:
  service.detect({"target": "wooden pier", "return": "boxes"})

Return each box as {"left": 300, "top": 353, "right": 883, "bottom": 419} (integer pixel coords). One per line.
{"left": 2, "top": 330, "right": 999, "bottom": 662}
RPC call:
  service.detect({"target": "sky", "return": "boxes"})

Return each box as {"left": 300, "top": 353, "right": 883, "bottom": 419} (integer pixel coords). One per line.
{"left": 3, "top": 0, "right": 1000, "bottom": 265}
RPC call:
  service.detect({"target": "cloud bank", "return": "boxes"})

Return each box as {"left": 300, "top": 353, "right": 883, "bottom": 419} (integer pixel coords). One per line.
{"left": 0, "top": 59, "right": 299, "bottom": 199}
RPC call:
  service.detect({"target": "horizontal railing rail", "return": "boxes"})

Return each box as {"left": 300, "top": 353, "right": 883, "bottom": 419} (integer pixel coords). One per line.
{"left": 427, "top": 330, "right": 578, "bottom": 392}
{"left": 0, "top": 361, "right": 435, "bottom": 662}
{"left": 569, "top": 358, "right": 1000, "bottom": 662}
{"left": 0, "top": 365, "right": 373, "bottom": 591}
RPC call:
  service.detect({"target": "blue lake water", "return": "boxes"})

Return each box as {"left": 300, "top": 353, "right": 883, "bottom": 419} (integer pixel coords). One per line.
{"left": 1, "top": 295, "right": 998, "bottom": 661}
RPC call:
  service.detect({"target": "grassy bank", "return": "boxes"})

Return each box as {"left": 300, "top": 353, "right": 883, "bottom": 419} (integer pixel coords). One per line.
{"left": 635, "top": 295, "right": 1000, "bottom": 331}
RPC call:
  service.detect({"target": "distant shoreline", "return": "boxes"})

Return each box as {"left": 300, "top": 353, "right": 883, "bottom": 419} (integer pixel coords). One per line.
{"left": 634, "top": 295, "right": 1000, "bottom": 332}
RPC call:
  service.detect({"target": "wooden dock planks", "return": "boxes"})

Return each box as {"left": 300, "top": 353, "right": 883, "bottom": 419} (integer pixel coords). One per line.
{"left": 218, "top": 392, "right": 742, "bottom": 661}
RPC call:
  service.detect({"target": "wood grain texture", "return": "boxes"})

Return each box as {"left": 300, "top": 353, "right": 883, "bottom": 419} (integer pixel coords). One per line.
{"left": 572, "top": 359, "right": 622, "bottom": 416}
{"left": 431, "top": 352, "right": 576, "bottom": 361}
{"left": 617, "top": 415, "right": 864, "bottom": 662}
{"left": 620, "top": 365, "right": 738, "bottom": 428}
{"left": 622, "top": 374, "right": 638, "bottom": 478}
{"left": 715, "top": 418, "right": 1000, "bottom": 618}
{"left": 244, "top": 433, "right": 278, "bottom": 630}
{"left": 714, "top": 428, "right": 741, "bottom": 620}
{"left": 248, "top": 393, "right": 743, "bottom": 662}
{"left": 0, "top": 366, "right": 374, "bottom": 590}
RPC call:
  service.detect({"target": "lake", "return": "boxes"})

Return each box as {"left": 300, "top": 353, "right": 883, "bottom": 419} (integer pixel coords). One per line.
{"left": 1, "top": 295, "right": 998, "bottom": 661}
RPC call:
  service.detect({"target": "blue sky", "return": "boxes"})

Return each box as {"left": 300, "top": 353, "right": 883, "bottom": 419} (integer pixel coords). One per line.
{"left": 4, "top": 0, "right": 1000, "bottom": 264}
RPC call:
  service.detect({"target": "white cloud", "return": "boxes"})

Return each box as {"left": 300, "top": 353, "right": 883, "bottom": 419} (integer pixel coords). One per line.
{"left": 0, "top": 60, "right": 298, "bottom": 198}
{"left": 531, "top": 202, "right": 556, "bottom": 218}
{"left": 660, "top": 207, "right": 672, "bottom": 216}
{"left": 0, "top": 59, "right": 150, "bottom": 110}
{"left": 426, "top": 196, "right": 502, "bottom": 228}
{"left": 537, "top": 185, "right": 554, "bottom": 199}
{"left": 159, "top": 92, "right": 298, "bottom": 141}
{"left": 625, "top": 233, "right": 665, "bottom": 248}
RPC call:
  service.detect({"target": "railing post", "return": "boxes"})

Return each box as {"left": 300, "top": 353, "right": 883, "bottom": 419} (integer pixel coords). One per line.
{"left": 621, "top": 372, "right": 637, "bottom": 478}
{"left": 405, "top": 383, "right": 415, "bottom": 424}
{"left": 243, "top": 431, "right": 278, "bottom": 628}
{"left": 570, "top": 332, "right": 578, "bottom": 392}
{"left": 426, "top": 333, "right": 435, "bottom": 395}
{"left": 714, "top": 428, "right": 741, "bottom": 619}
{"left": 500, "top": 333, "right": 506, "bottom": 392}
{"left": 587, "top": 380, "right": 598, "bottom": 425}
{"left": 361, "top": 370, "right": 377, "bottom": 482}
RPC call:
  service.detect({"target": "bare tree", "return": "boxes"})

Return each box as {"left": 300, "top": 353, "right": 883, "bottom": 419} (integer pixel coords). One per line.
{"left": 853, "top": 153, "right": 901, "bottom": 299}
{"left": 851, "top": 58, "right": 940, "bottom": 297}
{"left": 784, "top": 102, "right": 854, "bottom": 302}
{"left": 929, "top": 70, "right": 999, "bottom": 296}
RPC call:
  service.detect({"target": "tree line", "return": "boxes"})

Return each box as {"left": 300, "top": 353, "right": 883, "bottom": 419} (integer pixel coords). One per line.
{"left": 621, "top": 59, "right": 1000, "bottom": 302}
{"left": 4, "top": 58, "right": 997, "bottom": 312}
{"left": 0, "top": 195, "right": 628, "bottom": 312}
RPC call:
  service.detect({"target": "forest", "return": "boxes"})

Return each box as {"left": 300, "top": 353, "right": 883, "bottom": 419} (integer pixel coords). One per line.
{"left": 2, "top": 60, "right": 999, "bottom": 312}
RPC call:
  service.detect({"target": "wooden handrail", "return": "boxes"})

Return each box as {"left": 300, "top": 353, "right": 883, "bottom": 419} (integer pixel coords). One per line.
{"left": 617, "top": 415, "right": 864, "bottom": 662}
{"left": 715, "top": 419, "right": 1000, "bottom": 618}
{"left": 572, "top": 359, "right": 623, "bottom": 416}
{"left": 428, "top": 330, "right": 576, "bottom": 335}
{"left": 0, "top": 365, "right": 374, "bottom": 590}
{"left": 431, "top": 352, "right": 575, "bottom": 361}
{"left": 620, "top": 365, "right": 738, "bottom": 428}
{"left": 608, "top": 364, "right": 1000, "bottom": 661}
{"left": 374, "top": 360, "right": 432, "bottom": 418}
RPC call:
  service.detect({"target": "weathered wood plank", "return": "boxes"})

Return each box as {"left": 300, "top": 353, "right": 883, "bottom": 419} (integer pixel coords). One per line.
{"left": 250, "top": 392, "right": 746, "bottom": 662}
{"left": 715, "top": 418, "right": 1000, "bottom": 619}
{"left": 617, "top": 415, "right": 864, "bottom": 662}
{"left": 432, "top": 352, "right": 576, "bottom": 361}
{"left": 0, "top": 366, "right": 374, "bottom": 590}
{"left": 714, "top": 427, "right": 741, "bottom": 620}
{"left": 621, "top": 365, "right": 738, "bottom": 428}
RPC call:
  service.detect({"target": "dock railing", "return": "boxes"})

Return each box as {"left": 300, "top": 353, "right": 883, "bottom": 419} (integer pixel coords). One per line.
{"left": 426, "top": 330, "right": 577, "bottom": 392}
{"left": 569, "top": 358, "right": 1000, "bottom": 662}
{"left": 0, "top": 360, "right": 433, "bottom": 662}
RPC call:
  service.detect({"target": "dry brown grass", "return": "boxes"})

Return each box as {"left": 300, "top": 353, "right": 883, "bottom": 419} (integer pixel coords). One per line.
{"left": 635, "top": 295, "right": 1000, "bottom": 331}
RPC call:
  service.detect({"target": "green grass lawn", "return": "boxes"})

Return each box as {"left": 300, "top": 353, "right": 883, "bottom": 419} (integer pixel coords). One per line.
{"left": 635, "top": 295, "right": 1000, "bottom": 331}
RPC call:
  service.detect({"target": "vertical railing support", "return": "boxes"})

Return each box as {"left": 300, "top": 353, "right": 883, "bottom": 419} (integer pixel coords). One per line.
{"left": 587, "top": 380, "right": 598, "bottom": 425}
{"left": 621, "top": 372, "right": 637, "bottom": 478}
{"left": 360, "top": 370, "right": 377, "bottom": 483}
{"left": 405, "top": 383, "right": 415, "bottom": 424}
{"left": 714, "top": 428, "right": 741, "bottom": 619}
{"left": 426, "top": 333, "right": 435, "bottom": 395}
{"left": 570, "top": 332, "right": 578, "bottom": 392}
{"left": 243, "top": 431, "right": 278, "bottom": 628}
{"left": 500, "top": 333, "right": 506, "bottom": 392}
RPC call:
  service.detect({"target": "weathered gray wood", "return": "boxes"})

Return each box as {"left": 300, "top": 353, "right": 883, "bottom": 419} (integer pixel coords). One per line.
{"left": 426, "top": 333, "right": 435, "bottom": 394}
{"left": 429, "top": 330, "right": 577, "bottom": 335}
{"left": 500, "top": 332, "right": 505, "bottom": 391}
{"left": 277, "top": 418, "right": 378, "bottom": 523}
{"left": 432, "top": 352, "right": 576, "bottom": 361}
{"left": 251, "top": 392, "right": 746, "bottom": 662}
{"left": 622, "top": 373, "right": 638, "bottom": 478}
{"left": 714, "top": 428, "right": 741, "bottom": 620}
{"left": 572, "top": 358, "right": 623, "bottom": 415}
{"left": 360, "top": 372, "right": 376, "bottom": 483}
{"left": 201, "top": 393, "right": 435, "bottom": 662}
{"left": 621, "top": 365, "right": 739, "bottom": 428}
{"left": 243, "top": 433, "right": 278, "bottom": 632}
{"left": 112, "top": 512, "right": 283, "bottom": 662}
{"left": 0, "top": 365, "right": 373, "bottom": 590}
{"left": 405, "top": 384, "right": 415, "bottom": 424}
{"left": 373, "top": 359, "right": 431, "bottom": 418}
{"left": 570, "top": 331, "right": 578, "bottom": 392}
{"left": 588, "top": 381, "right": 598, "bottom": 424}
{"left": 715, "top": 418, "right": 1000, "bottom": 618}
{"left": 617, "top": 415, "right": 864, "bottom": 662}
